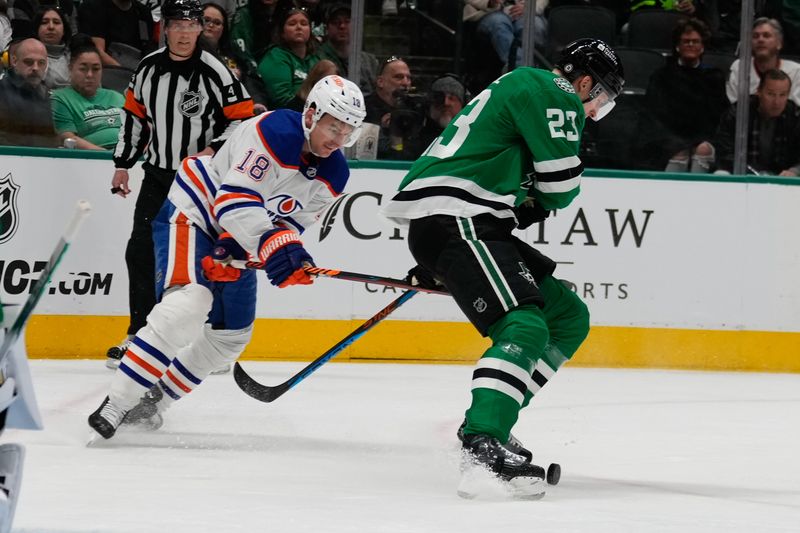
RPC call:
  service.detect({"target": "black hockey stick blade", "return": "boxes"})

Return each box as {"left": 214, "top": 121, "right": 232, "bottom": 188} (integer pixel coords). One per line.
{"left": 227, "top": 261, "right": 450, "bottom": 296}
{"left": 233, "top": 290, "right": 418, "bottom": 403}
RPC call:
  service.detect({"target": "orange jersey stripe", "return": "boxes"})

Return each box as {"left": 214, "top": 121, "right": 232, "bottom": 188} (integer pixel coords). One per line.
{"left": 182, "top": 158, "right": 209, "bottom": 199}
{"left": 224, "top": 99, "right": 255, "bottom": 120}
{"left": 166, "top": 369, "right": 192, "bottom": 393}
{"left": 214, "top": 192, "right": 262, "bottom": 206}
{"left": 169, "top": 213, "right": 192, "bottom": 287}
{"left": 123, "top": 89, "right": 146, "bottom": 119}
{"left": 127, "top": 351, "right": 163, "bottom": 379}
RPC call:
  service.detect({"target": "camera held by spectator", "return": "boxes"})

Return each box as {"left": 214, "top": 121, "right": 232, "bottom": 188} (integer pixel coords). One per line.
{"left": 390, "top": 87, "right": 428, "bottom": 139}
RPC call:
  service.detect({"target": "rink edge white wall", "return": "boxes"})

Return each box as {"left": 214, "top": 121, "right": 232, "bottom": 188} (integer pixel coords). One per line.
{"left": 2, "top": 149, "right": 799, "bottom": 372}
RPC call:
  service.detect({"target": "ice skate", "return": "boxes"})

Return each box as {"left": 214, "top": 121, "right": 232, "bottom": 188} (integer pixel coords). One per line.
{"left": 105, "top": 337, "right": 132, "bottom": 369}
{"left": 123, "top": 385, "right": 164, "bottom": 431}
{"left": 458, "top": 433, "right": 546, "bottom": 500}
{"left": 456, "top": 420, "right": 533, "bottom": 463}
{"left": 87, "top": 396, "right": 128, "bottom": 440}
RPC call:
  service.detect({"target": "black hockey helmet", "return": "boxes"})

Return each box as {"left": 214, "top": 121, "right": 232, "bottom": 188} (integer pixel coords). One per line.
{"left": 555, "top": 38, "right": 625, "bottom": 104}
{"left": 162, "top": 0, "right": 204, "bottom": 22}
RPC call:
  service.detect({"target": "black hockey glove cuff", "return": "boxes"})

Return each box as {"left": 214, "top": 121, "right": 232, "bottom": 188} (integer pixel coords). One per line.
{"left": 514, "top": 201, "right": 551, "bottom": 230}
{"left": 406, "top": 264, "right": 444, "bottom": 291}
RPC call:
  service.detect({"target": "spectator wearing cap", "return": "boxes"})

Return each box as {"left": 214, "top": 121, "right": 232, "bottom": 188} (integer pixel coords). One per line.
{"left": 257, "top": 1, "right": 320, "bottom": 110}
{"left": 317, "top": 2, "right": 379, "bottom": 96}
{"left": 727, "top": 17, "right": 800, "bottom": 106}
{"left": 408, "top": 74, "right": 467, "bottom": 157}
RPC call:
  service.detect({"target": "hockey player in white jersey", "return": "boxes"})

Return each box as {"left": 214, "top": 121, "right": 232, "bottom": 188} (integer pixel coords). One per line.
{"left": 88, "top": 75, "right": 366, "bottom": 439}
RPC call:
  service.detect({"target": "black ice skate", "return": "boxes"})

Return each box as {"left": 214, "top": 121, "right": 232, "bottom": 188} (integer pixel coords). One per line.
{"left": 105, "top": 338, "right": 131, "bottom": 369}
{"left": 458, "top": 433, "right": 547, "bottom": 500}
{"left": 456, "top": 420, "right": 533, "bottom": 463}
{"left": 87, "top": 396, "right": 128, "bottom": 440}
{"left": 123, "top": 385, "right": 164, "bottom": 431}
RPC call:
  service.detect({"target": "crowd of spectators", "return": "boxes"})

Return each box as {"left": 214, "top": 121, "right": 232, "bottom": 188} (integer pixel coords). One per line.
{"left": 0, "top": 0, "right": 799, "bottom": 176}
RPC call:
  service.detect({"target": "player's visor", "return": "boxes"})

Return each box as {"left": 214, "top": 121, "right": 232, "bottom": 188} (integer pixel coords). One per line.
{"left": 318, "top": 118, "right": 362, "bottom": 147}
{"left": 584, "top": 84, "right": 617, "bottom": 122}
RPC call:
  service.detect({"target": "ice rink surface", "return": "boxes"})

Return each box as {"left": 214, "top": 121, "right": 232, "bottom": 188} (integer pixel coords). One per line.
{"left": 6, "top": 360, "right": 800, "bottom": 533}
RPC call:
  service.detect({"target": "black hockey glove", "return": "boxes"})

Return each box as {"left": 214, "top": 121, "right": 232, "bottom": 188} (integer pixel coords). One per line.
{"left": 405, "top": 264, "right": 444, "bottom": 291}
{"left": 514, "top": 200, "right": 551, "bottom": 230}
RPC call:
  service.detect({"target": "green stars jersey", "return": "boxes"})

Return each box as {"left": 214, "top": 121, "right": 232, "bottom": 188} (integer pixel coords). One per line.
{"left": 381, "top": 67, "right": 586, "bottom": 225}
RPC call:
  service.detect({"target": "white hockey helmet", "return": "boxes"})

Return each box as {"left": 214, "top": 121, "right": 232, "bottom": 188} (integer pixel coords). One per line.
{"left": 303, "top": 75, "right": 366, "bottom": 147}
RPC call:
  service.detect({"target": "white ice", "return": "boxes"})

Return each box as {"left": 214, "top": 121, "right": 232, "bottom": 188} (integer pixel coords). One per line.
{"left": 5, "top": 361, "right": 800, "bottom": 533}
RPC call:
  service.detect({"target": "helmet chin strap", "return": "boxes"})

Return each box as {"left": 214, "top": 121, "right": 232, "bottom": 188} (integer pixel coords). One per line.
{"left": 304, "top": 113, "right": 324, "bottom": 157}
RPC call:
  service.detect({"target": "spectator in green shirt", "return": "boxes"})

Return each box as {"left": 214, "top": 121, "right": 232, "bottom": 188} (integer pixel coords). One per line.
{"left": 51, "top": 40, "right": 125, "bottom": 150}
{"left": 257, "top": 1, "right": 318, "bottom": 110}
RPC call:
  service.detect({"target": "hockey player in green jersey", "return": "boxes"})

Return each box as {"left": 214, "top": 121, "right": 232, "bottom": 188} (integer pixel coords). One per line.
{"left": 381, "top": 39, "right": 624, "bottom": 498}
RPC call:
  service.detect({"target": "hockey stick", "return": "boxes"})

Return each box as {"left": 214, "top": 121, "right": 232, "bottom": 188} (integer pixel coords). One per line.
{"left": 226, "top": 260, "right": 450, "bottom": 296}
{"left": 0, "top": 201, "right": 92, "bottom": 371}
{"left": 234, "top": 289, "right": 418, "bottom": 403}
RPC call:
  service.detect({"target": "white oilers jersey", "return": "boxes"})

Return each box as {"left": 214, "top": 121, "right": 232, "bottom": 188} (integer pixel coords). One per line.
{"left": 168, "top": 109, "right": 350, "bottom": 256}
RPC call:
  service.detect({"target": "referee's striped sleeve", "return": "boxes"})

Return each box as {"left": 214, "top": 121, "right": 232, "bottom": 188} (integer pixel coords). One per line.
{"left": 113, "top": 63, "right": 151, "bottom": 169}
{"left": 204, "top": 53, "right": 254, "bottom": 145}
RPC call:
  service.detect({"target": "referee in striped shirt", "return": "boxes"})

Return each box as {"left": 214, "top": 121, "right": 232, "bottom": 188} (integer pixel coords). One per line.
{"left": 107, "top": 0, "right": 254, "bottom": 369}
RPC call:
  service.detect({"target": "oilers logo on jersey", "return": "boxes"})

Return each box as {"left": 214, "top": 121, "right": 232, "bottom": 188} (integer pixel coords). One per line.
{"left": 267, "top": 195, "right": 304, "bottom": 218}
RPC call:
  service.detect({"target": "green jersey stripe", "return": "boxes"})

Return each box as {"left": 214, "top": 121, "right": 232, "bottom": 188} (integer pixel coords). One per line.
{"left": 471, "top": 377, "right": 525, "bottom": 405}
{"left": 535, "top": 358, "right": 558, "bottom": 379}
{"left": 477, "top": 356, "right": 532, "bottom": 383}
{"left": 399, "top": 175, "right": 517, "bottom": 204}
{"left": 533, "top": 155, "right": 583, "bottom": 173}
{"left": 534, "top": 175, "right": 581, "bottom": 193}
{"left": 458, "top": 218, "right": 518, "bottom": 310}
{"left": 392, "top": 186, "right": 512, "bottom": 212}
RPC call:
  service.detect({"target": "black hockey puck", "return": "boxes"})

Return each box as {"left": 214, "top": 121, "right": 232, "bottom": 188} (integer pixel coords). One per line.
{"left": 546, "top": 463, "right": 561, "bottom": 485}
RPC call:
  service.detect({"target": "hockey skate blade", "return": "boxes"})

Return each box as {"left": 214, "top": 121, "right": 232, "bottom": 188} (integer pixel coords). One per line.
{"left": 86, "top": 429, "right": 106, "bottom": 447}
{"left": 457, "top": 463, "right": 546, "bottom": 500}
{"left": 506, "top": 476, "right": 546, "bottom": 500}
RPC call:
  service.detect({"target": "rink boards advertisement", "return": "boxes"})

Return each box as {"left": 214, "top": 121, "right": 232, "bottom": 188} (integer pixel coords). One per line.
{"left": 1, "top": 151, "right": 799, "bottom": 371}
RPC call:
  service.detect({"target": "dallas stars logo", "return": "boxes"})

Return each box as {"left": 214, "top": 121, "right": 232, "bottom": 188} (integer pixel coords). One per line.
{"left": 518, "top": 262, "right": 537, "bottom": 286}
{"left": 553, "top": 77, "right": 576, "bottom": 94}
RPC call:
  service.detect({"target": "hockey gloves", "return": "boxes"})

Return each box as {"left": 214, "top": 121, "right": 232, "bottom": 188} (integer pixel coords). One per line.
{"left": 201, "top": 232, "right": 247, "bottom": 282}
{"left": 406, "top": 264, "right": 445, "bottom": 291}
{"left": 514, "top": 200, "right": 551, "bottom": 230}
{"left": 258, "top": 228, "right": 314, "bottom": 287}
